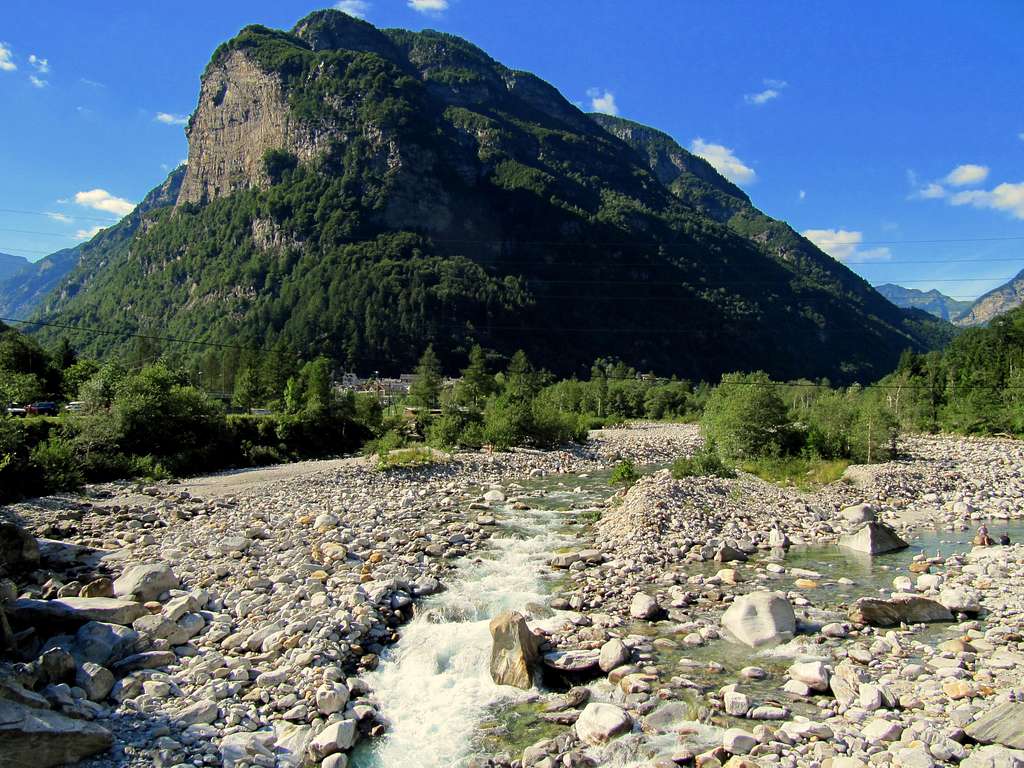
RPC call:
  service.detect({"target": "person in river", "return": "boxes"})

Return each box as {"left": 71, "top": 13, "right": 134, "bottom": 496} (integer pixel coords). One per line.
{"left": 1000, "top": 531, "right": 1011, "bottom": 545}
{"left": 973, "top": 523, "right": 992, "bottom": 546}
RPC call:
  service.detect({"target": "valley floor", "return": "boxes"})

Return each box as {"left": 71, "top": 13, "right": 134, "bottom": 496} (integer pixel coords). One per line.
{"left": 1, "top": 424, "right": 1022, "bottom": 768}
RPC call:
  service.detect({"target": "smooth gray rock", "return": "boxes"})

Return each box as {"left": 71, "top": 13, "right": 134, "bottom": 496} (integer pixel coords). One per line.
{"left": 721, "top": 591, "right": 796, "bottom": 647}
{"left": 965, "top": 702, "right": 1024, "bottom": 749}
{"left": 74, "top": 621, "right": 139, "bottom": 666}
{"left": 113, "top": 563, "right": 178, "bottom": 603}
{"left": 961, "top": 746, "right": 1024, "bottom": 768}
{"left": 838, "top": 522, "right": 908, "bottom": 555}
{"left": 598, "top": 638, "right": 630, "bottom": 673}
{"left": 6, "top": 597, "right": 147, "bottom": 627}
{"left": 629, "top": 592, "right": 660, "bottom": 619}
{"left": 489, "top": 611, "right": 541, "bottom": 689}
{"left": 849, "top": 595, "right": 954, "bottom": 626}
{"left": 840, "top": 503, "right": 876, "bottom": 525}
{"left": 574, "top": 702, "right": 632, "bottom": 746}
{"left": 75, "top": 663, "right": 114, "bottom": 702}
{"left": 0, "top": 699, "right": 112, "bottom": 768}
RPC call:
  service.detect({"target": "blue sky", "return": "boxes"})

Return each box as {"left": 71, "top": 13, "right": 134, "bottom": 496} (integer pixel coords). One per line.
{"left": 2, "top": 0, "right": 1022, "bottom": 300}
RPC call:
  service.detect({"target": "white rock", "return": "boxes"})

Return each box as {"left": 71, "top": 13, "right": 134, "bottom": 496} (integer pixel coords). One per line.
{"left": 723, "top": 727, "right": 758, "bottom": 754}
{"left": 721, "top": 591, "right": 796, "bottom": 648}
{"left": 574, "top": 703, "right": 632, "bottom": 746}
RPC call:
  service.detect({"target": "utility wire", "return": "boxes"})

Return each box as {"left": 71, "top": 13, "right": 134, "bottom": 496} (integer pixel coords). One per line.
{"left": 0, "top": 208, "right": 123, "bottom": 224}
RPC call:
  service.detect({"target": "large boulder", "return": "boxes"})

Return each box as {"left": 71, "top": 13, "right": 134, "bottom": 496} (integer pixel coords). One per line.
{"left": 74, "top": 621, "right": 140, "bottom": 666}
{"left": 965, "top": 702, "right": 1024, "bottom": 750}
{"left": 840, "top": 503, "right": 876, "bottom": 525}
{"left": 961, "top": 746, "right": 1024, "bottom": 768}
{"left": 0, "top": 522, "right": 39, "bottom": 576}
{"left": 629, "top": 592, "right": 661, "bottom": 620}
{"left": 113, "top": 563, "right": 178, "bottom": 602}
{"left": 838, "top": 522, "right": 908, "bottom": 555}
{"left": 489, "top": 611, "right": 541, "bottom": 689}
{"left": 0, "top": 699, "right": 112, "bottom": 767}
{"left": 721, "top": 591, "right": 796, "bottom": 648}
{"left": 939, "top": 587, "right": 982, "bottom": 615}
{"left": 849, "top": 595, "right": 954, "bottom": 627}
{"left": 6, "top": 597, "right": 148, "bottom": 627}
{"left": 574, "top": 702, "right": 632, "bottom": 746}
{"left": 599, "top": 638, "right": 631, "bottom": 673}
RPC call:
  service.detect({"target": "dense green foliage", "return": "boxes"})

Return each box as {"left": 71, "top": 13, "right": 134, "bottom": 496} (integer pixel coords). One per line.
{"left": 880, "top": 305, "right": 1024, "bottom": 435}
{"left": 700, "top": 371, "right": 898, "bottom": 465}
{"left": 32, "top": 10, "right": 949, "bottom": 385}
{"left": 670, "top": 443, "right": 736, "bottom": 479}
{"left": 609, "top": 458, "right": 641, "bottom": 486}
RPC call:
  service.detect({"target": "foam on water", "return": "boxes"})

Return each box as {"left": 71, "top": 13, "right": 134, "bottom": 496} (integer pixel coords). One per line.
{"left": 352, "top": 506, "right": 574, "bottom": 768}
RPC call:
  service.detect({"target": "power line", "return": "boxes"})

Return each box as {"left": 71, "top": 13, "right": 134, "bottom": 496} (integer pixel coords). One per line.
{"left": 0, "top": 228, "right": 90, "bottom": 239}
{"left": 0, "top": 208, "right": 123, "bottom": 225}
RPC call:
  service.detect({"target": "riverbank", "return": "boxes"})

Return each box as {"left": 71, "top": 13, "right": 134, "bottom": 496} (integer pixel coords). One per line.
{"left": 2, "top": 424, "right": 1022, "bottom": 768}
{"left": 0, "top": 424, "right": 692, "bottom": 767}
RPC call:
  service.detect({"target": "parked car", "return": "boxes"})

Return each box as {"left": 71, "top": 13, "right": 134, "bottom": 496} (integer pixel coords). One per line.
{"left": 26, "top": 401, "right": 59, "bottom": 416}
{"left": 5, "top": 404, "right": 27, "bottom": 417}
{"left": 65, "top": 401, "right": 85, "bottom": 413}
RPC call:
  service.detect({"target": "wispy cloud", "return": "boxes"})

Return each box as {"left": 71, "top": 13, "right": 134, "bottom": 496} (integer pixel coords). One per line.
{"left": 744, "top": 78, "right": 788, "bottom": 106}
{"left": 0, "top": 42, "right": 16, "bottom": 72}
{"left": 587, "top": 88, "right": 619, "bottom": 116}
{"left": 944, "top": 163, "right": 989, "bottom": 187}
{"left": 155, "top": 112, "right": 188, "bottom": 126}
{"left": 29, "top": 74, "right": 47, "bottom": 88}
{"left": 45, "top": 212, "right": 72, "bottom": 223}
{"left": 916, "top": 182, "right": 946, "bottom": 199}
{"left": 950, "top": 182, "right": 1024, "bottom": 220}
{"left": 28, "top": 54, "right": 49, "bottom": 74}
{"left": 80, "top": 77, "right": 105, "bottom": 88}
{"left": 74, "top": 189, "right": 135, "bottom": 217}
{"left": 75, "top": 225, "right": 105, "bottom": 240}
{"left": 408, "top": 0, "right": 448, "bottom": 12}
{"left": 690, "top": 138, "right": 756, "bottom": 185}
{"left": 1019, "top": 132, "right": 1024, "bottom": 142}
{"left": 803, "top": 228, "right": 891, "bottom": 263}
{"left": 334, "top": 0, "right": 370, "bottom": 17}
{"left": 798, "top": 190, "right": 806, "bottom": 201}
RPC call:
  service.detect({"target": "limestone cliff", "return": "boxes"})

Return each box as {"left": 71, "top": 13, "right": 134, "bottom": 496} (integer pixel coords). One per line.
{"left": 955, "top": 269, "right": 1024, "bottom": 327}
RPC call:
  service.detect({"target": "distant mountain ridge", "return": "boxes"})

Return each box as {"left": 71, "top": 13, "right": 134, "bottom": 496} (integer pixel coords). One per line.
{"left": 0, "top": 252, "right": 29, "bottom": 283}
{"left": 0, "top": 167, "right": 186, "bottom": 321}
{"left": 877, "top": 269, "right": 1024, "bottom": 327}
{"left": 28, "top": 10, "right": 952, "bottom": 382}
{"left": 954, "top": 268, "right": 1024, "bottom": 327}
{"left": 874, "top": 283, "right": 972, "bottom": 323}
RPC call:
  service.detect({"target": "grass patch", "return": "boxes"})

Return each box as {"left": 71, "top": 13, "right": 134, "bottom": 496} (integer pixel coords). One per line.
{"left": 377, "top": 446, "right": 446, "bottom": 470}
{"left": 738, "top": 457, "right": 851, "bottom": 490}
{"left": 670, "top": 444, "right": 736, "bottom": 479}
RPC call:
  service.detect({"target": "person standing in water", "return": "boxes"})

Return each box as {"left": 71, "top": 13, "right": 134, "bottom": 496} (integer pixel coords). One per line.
{"left": 975, "top": 523, "right": 992, "bottom": 546}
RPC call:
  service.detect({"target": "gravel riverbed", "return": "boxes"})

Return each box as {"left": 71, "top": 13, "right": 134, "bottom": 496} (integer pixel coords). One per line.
{"left": 1, "top": 424, "right": 1022, "bottom": 768}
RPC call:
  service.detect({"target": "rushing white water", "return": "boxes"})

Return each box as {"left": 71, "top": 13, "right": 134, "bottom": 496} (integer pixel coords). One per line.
{"left": 352, "top": 501, "right": 577, "bottom": 768}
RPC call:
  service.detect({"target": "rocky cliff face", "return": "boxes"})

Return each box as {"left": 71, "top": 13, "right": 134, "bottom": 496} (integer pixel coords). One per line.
{"left": 955, "top": 269, "right": 1024, "bottom": 327}
{"left": 875, "top": 284, "right": 972, "bottom": 323}
{"left": 178, "top": 52, "right": 314, "bottom": 206}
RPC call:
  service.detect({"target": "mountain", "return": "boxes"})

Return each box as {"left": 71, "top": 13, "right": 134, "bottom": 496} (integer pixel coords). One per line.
{"left": 874, "top": 283, "right": 972, "bottom": 323}
{"left": 31, "top": 10, "right": 952, "bottom": 382}
{"left": 10, "top": 167, "right": 185, "bottom": 324}
{"left": 954, "top": 268, "right": 1024, "bottom": 327}
{"left": 0, "top": 253, "right": 29, "bottom": 283}
{"left": 0, "top": 247, "right": 80, "bottom": 321}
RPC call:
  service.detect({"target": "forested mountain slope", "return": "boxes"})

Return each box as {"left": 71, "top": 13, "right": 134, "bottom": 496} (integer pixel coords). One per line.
{"left": 33, "top": 10, "right": 950, "bottom": 382}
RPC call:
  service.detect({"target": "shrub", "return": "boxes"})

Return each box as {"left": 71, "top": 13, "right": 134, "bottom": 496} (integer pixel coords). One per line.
{"left": 671, "top": 444, "right": 737, "bottom": 479}
{"left": 702, "top": 372, "right": 792, "bottom": 460}
{"left": 609, "top": 458, "right": 640, "bottom": 486}
{"left": 30, "top": 437, "right": 84, "bottom": 492}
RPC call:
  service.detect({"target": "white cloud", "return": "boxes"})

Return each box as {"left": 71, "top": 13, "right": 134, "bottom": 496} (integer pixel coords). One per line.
{"left": 28, "top": 54, "right": 49, "bottom": 73}
{"left": 75, "top": 226, "right": 104, "bottom": 240}
{"left": 155, "top": 112, "right": 188, "bottom": 126}
{"left": 587, "top": 88, "right": 619, "bottom": 116}
{"left": 744, "top": 78, "right": 787, "bottom": 105}
{"left": 916, "top": 182, "right": 947, "bottom": 199}
{"left": 334, "top": 0, "right": 370, "bottom": 17}
{"left": 408, "top": 0, "right": 448, "bottom": 12}
{"left": 802, "top": 228, "right": 892, "bottom": 263}
{"left": 950, "top": 182, "right": 1024, "bottom": 220}
{"left": 798, "top": 190, "right": 806, "bottom": 201}
{"left": 46, "top": 212, "right": 72, "bottom": 223}
{"left": 0, "top": 42, "right": 16, "bottom": 72}
{"left": 744, "top": 89, "right": 779, "bottom": 105}
{"left": 944, "top": 163, "right": 989, "bottom": 187}
{"left": 689, "top": 138, "right": 756, "bottom": 185}
{"left": 1019, "top": 132, "right": 1024, "bottom": 142}
{"left": 29, "top": 74, "right": 47, "bottom": 88}
{"left": 74, "top": 189, "right": 135, "bottom": 217}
